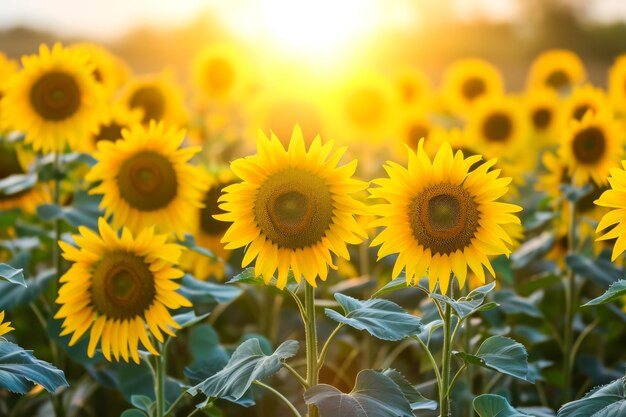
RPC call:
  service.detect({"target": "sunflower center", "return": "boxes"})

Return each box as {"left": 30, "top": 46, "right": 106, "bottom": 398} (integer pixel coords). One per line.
{"left": 572, "top": 126, "right": 606, "bottom": 164}
{"left": 207, "top": 58, "right": 234, "bottom": 92}
{"left": 29, "top": 71, "right": 81, "bottom": 121}
{"left": 483, "top": 112, "right": 512, "bottom": 142}
{"left": 117, "top": 151, "right": 177, "bottom": 210}
{"left": 91, "top": 251, "right": 155, "bottom": 319}
{"left": 408, "top": 123, "right": 429, "bottom": 148}
{"left": 401, "top": 83, "right": 418, "bottom": 103}
{"left": 546, "top": 70, "right": 570, "bottom": 90}
{"left": 461, "top": 77, "right": 486, "bottom": 100}
{"left": 573, "top": 104, "right": 591, "bottom": 121}
{"left": 532, "top": 107, "right": 552, "bottom": 130}
{"left": 255, "top": 168, "right": 333, "bottom": 249}
{"left": 200, "top": 181, "right": 235, "bottom": 236}
{"left": 95, "top": 122, "right": 125, "bottom": 143}
{"left": 346, "top": 88, "right": 384, "bottom": 126}
{"left": 129, "top": 86, "right": 165, "bottom": 123}
{"left": 409, "top": 183, "right": 480, "bottom": 254}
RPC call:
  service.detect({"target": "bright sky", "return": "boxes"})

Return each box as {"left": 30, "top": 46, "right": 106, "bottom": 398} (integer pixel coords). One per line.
{"left": 1, "top": 0, "right": 625, "bottom": 41}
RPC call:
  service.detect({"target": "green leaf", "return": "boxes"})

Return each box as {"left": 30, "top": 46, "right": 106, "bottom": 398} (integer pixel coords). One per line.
{"left": 226, "top": 267, "right": 299, "bottom": 292}
{"left": 381, "top": 369, "right": 437, "bottom": 411}
{"left": 172, "top": 311, "right": 210, "bottom": 329}
{"left": 371, "top": 275, "right": 409, "bottom": 297}
{"left": 511, "top": 232, "right": 553, "bottom": 269}
{"left": 493, "top": 290, "right": 543, "bottom": 318}
{"left": 0, "top": 263, "right": 26, "bottom": 287}
{"left": 120, "top": 410, "right": 148, "bottom": 417}
{"left": 130, "top": 395, "right": 153, "bottom": 412}
{"left": 0, "top": 268, "right": 55, "bottom": 310}
{"left": 584, "top": 280, "right": 626, "bottom": 306}
{"left": 566, "top": 254, "right": 622, "bottom": 287}
{"left": 0, "top": 173, "right": 37, "bottom": 196}
{"left": 325, "top": 293, "right": 422, "bottom": 341}
{"left": 178, "top": 234, "right": 217, "bottom": 259}
{"left": 454, "top": 336, "right": 534, "bottom": 383}
{"left": 557, "top": 377, "right": 626, "bottom": 417}
{"left": 429, "top": 282, "right": 496, "bottom": 319}
{"left": 473, "top": 394, "right": 530, "bottom": 417}
{"left": 187, "top": 338, "right": 298, "bottom": 406}
{"left": 304, "top": 369, "right": 414, "bottom": 417}
{"left": 179, "top": 274, "right": 243, "bottom": 305}
{"left": 36, "top": 190, "right": 103, "bottom": 231}
{"left": 0, "top": 341, "right": 68, "bottom": 394}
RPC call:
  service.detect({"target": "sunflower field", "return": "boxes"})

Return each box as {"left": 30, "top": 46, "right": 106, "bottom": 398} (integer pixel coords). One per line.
{"left": 3, "top": 2, "right": 626, "bottom": 417}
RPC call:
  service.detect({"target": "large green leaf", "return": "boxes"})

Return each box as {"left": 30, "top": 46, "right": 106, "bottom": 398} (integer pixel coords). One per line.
{"left": 0, "top": 341, "right": 68, "bottom": 394}
{"left": 325, "top": 293, "right": 422, "bottom": 341}
{"left": 179, "top": 274, "right": 243, "bottom": 305}
{"left": 566, "top": 254, "right": 622, "bottom": 287}
{"left": 0, "top": 268, "right": 55, "bottom": 310}
{"left": 37, "top": 190, "right": 103, "bottom": 231}
{"left": 381, "top": 369, "right": 437, "bottom": 411}
{"left": 584, "top": 280, "right": 626, "bottom": 307}
{"left": 304, "top": 369, "right": 414, "bottom": 417}
{"left": 493, "top": 290, "right": 543, "bottom": 318}
{"left": 429, "top": 282, "right": 496, "bottom": 319}
{"left": 0, "top": 263, "right": 26, "bottom": 287}
{"left": 557, "top": 377, "right": 626, "bottom": 417}
{"left": 473, "top": 394, "right": 530, "bottom": 417}
{"left": 187, "top": 338, "right": 298, "bottom": 406}
{"left": 454, "top": 336, "right": 534, "bottom": 383}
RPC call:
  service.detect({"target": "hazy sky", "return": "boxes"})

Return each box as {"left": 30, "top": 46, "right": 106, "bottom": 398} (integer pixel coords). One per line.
{"left": 1, "top": 0, "right": 625, "bottom": 41}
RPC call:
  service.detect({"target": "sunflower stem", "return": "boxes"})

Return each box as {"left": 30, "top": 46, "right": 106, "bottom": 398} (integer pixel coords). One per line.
{"left": 304, "top": 282, "right": 319, "bottom": 417}
{"left": 562, "top": 197, "right": 578, "bottom": 403}
{"left": 155, "top": 345, "right": 167, "bottom": 417}
{"left": 439, "top": 300, "right": 453, "bottom": 417}
{"left": 253, "top": 380, "right": 303, "bottom": 417}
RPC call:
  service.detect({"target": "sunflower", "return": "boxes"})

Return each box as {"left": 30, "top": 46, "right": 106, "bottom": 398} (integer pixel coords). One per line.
{"left": 216, "top": 126, "right": 367, "bottom": 289}
{"left": 192, "top": 43, "right": 251, "bottom": 104}
{"left": 55, "top": 218, "right": 191, "bottom": 363}
{"left": 80, "top": 103, "right": 143, "bottom": 152}
{"left": 441, "top": 58, "right": 504, "bottom": 116}
{"left": 608, "top": 54, "right": 626, "bottom": 113}
{"left": 369, "top": 140, "right": 522, "bottom": 294}
{"left": 0, "top": 140, "right": 49, "bottom": 213}
{"left": 394, "top": 110, "right": 444, "bottom": 161}
{"left": 70, "top": 43, "right": 130, "bottom": 95}
{"left": 537, "top": 151, "right": 569, "bottom": 205}
{"left": 560, "top": 85, "right": 611, "bottom": 124}
{"left": 0, "top": 311, "right": 13, "bottom": 337}
{"left": 525, "top": 88, "right": 561, "bottom": 145}
{"left": 0, "top": 52, "right": 18, "bottom": 94}
{"left": 86, "top": 121, "right": 207, "bottom": 236}
{"left": 1, "top": 43, "right": 106, "bottom": 153}
{"left": 180, "top": 168, "right": 238, "bottom": 280}
{"left": 594, "top": 159, "right": 626, "bottom": 260}
{"left": 559, "top": 111, "right": 623, "bottom": 187}
{"left": 394, "top": 66, "right": 433, "bottom": 109}
{"left": 122, "top": 71, "right": 187, "bottom": 127}
{"left": 527, "top": 50, "right": 586, "bottom": 93}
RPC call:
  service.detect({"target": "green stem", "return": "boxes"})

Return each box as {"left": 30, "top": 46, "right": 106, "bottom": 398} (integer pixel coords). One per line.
{"left": 155, "top": 343, "right": 167, "bottom": 417}
{"left": 253, "top": 381, "right": 303, "bottom": 417}
{"left": 563, "top": 199, "right": 577, "bottom": 403}
{"left": 414, "top": 335, "right": 442, "bottom": 385}
{"left": 165, "top": 392, "right": 187, "bottom": 417}
{"left": 447, "top": 364, "right": 467, "bottom": 397}
{"left": 440, "top": 301, "right": 453, "bottom": 417}
{"left": 283, "top": 362, "right": 309, "bottom": 388}
{"left": 304, "top": 283, "right": 319, "bottom": 417}
{"left": 317, "top": 324, "right": 344, "bottom": 369}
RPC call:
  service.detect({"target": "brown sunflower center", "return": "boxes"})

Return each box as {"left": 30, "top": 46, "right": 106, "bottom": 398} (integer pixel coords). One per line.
{"left": 572, "top": 126, "right": 606, "bottom": 164}
{"left": 129, "top": 86, "right": 165, "bottom": 123}
{"left": 408, "top": 123, "right": 430, "bottom": 148}
{"left": 532, "top": 107, "right": 552, "bottom": 130}
{"left": 29, "top": 71, "right": 81, "bottom": 121}
{"left": 200, "top": 181, "right": 235, "bottom": 236}
{"left": 94, "top": 122, "right": 125, "bottom": 143}
{"left": 255, "top": 168, "right": 334, "bottom": 249}
{"left": 117, "top": 151, "right": 178, "bottom": 210}
{"left": 346, "top": 88, "right": 384, "bottom": 126}
{"left": 409, "top": 183, "right": 480, "bottom": 254}
{"left": 461, "top": 77, "right": 486, "bottom": 100}
{"left": 546, "top": 70, "right": 570, "bottom": 90}
{"left": 483, "top": 112, "right": 513, "bottom": 142}
{"left": 573, "top": 104, "right": 592, "bottom": 121}
{"left": 207, "top": 58, "right": 234, "bottom": 92}
{"left": 401, "top": 83, "right": 418, "bottom": 103}
{"left": 91, "top": 251, "right": 155, "bottom": 319}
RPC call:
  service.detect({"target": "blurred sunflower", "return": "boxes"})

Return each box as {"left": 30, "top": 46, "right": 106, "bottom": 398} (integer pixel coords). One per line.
{"left": 537, "top": 151, "right": 569, "bottom": 205}
{"left": 527, "top": 50, "right": 586, "bottom": 93}
{"left": 394, "top": 67, "right": 433, "bottom": 109}
{"left": 608, "top": 54, "right": 626, "bottom": 113}
{"left": 180, "top": 168, "right": 237, "bottom": 280}
{"left": 122, "top": 71, "right": 187, "bottom": 126}
{"left": 525, "top": 88, "right": 561, "bottom": 145}
{"left": 70, "top": 43, "right": 130, "bottom": 95}
{"left": 0, "top": 52, "right": 18, "bottom": 95}
{"left": 81, "top": 103, "right": 143, "bottom": 152}
{"left": 369, "top": 140, "right": 522, "bottom": 294}
{"left": 561, "top": 85, "right": 610, "bottom": 123}
{"left": 0, "top": 140, "right": 49, "bottom": 213}
{"left": 595, "top": 160, "right": 626, "bottom": 260}
{"left": 55, "top": 218, "right": 190, "bottom": 363}
{"left": 0, "top": 311, "right": 13, "bottom": 337}
{"left": 192, "top": 43, "right": 251, "bottom": 104}
{"left": 1, "top": 43, "right": 106, "bottom": 153}
{"left": 87, "top": 121, "right": 207, "bottom": 236}
{"left": 441, "top": 58, "right": 504, "bottom": 115}
{"left": 216, "top": 126, "right": 368, "bottom": 289}
{"left": 559, "top": 111, "right": 623, "bottom": 186}
{"left": 393, "top": 110, "right": 444, "bottom": 160}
